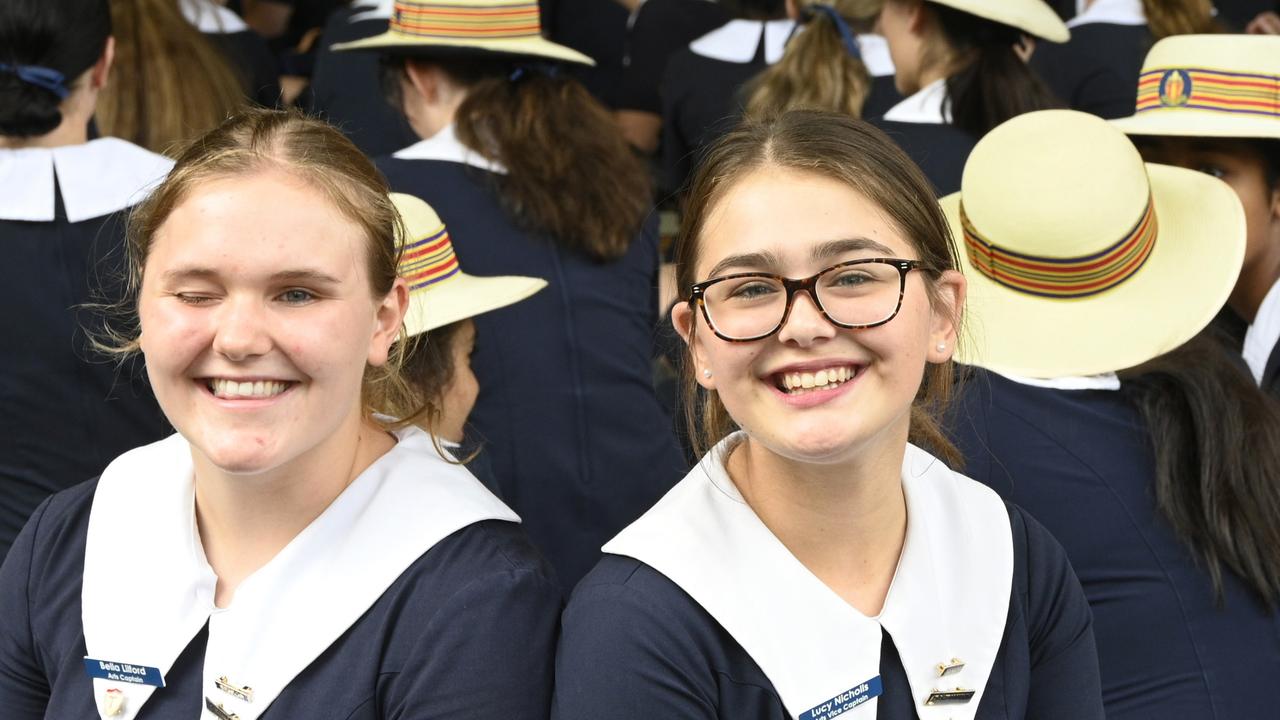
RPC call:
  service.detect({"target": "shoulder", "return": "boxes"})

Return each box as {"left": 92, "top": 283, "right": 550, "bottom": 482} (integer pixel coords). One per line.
{"left": 15, "top": 479, "right": 98, "bottom": 566}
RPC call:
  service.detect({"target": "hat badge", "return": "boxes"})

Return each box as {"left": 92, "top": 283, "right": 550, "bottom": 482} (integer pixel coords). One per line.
{"left": 1158, "top": 69, "right": 1192, "bottom": 108}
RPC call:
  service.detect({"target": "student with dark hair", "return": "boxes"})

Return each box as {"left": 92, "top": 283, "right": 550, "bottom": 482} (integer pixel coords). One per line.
{"left": 1113, "top": 35, "right": 1280, "bottom": 397}
{"left": 943, "top": 109, "right": 1280, "bottom": 719}
{"left": 336, "top": 0, "right": 687, "bottom": 589}
{"left": 872, "top": 0, "right": 1068, "bottom": 193}
{"left": 0, "top": 0, "right": 172, "bottom": 563}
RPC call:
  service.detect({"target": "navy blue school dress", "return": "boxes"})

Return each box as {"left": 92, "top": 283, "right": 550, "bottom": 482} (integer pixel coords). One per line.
{"left": 1030, "top": 0, "right": 1149, "bottom": 120}
{"left": 182, "top": 0, "right": 282, "bottom": 107}
{"left": 616, "top": 0, "right": 729, "bottom": 117}
{"left": 376, "top": 129, "right": 688, "bottom": 589}
{"left": 0, "top": 426, "right": 560, "bottom": 720}
{"left": 554, "top": 434, "right": 1104, "bottom": 720}
{"left": 869, "top": 79, "right": 977, "bottom": 196}
{"left": 946, "top": 368, "right": 1280, "bottom": 719}
{"left": 0, "top": 139, "right": 173, "bottom": 565}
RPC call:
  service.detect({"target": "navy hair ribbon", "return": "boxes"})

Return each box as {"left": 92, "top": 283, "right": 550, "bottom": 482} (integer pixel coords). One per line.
{"left": 806, "top": 4, "right": 862, "bottom": 60}
{"left": 0, "top": 62, "right": 70, "bottom": 99}
{"left": 508, "top": 62, "right": 561, "bottom": 83}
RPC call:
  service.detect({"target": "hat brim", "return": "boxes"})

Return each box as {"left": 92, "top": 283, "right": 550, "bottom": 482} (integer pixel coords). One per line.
{"left": 332, "top": 31, "right": 596, "bottom": 66}
{"left": 943, "top": 163, "right": 1245, "bottom": 378}
{"left": 1111, "top": 110, "right": 1280, "bottom": 142}
{"left": 932, "top": 0, "right": 1070, "bottom": 42}
{"left": 404, "top": 272, "right": 547, "bottom": 337}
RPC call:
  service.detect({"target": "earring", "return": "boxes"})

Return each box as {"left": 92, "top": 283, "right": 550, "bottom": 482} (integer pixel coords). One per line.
{"left": 936, "top": 342, "right": 946, "bottom": 352}
{"left": 702, "top": 368, "right": 713, "bottom": 378}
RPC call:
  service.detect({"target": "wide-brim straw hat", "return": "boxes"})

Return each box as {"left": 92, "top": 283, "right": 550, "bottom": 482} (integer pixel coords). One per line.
{"left": 939, "top": 110, "right": 1245, "bottom": 378}
{"left": 929, "top": 0, "right": 1070, "bottom": 43}
{"left": 391, "top": 192, "right": 546, "bottom": 337}
{"left": 1111, "top": 34, "right": 1280, "bottom": 140}
{"left": 332, "top": 0, "right": 595, "bottom": 66}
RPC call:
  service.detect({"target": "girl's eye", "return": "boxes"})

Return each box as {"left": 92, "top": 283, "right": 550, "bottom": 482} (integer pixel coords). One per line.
{"left": 728, "top": 280, "right": 779, "bottom": 300}
{"left": 175, "top": 293, "right": 215, "bottom": 306}
{"left": 1197, "top": 165, "right": 1226, "bottom": 180}
{"left": 278, "top": 289, "right": 315, "bottom": 304}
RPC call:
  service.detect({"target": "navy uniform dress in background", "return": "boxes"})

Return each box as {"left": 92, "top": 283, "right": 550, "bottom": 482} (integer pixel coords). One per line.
{"left": 616, "top": 0, "right": 729, "bottom": 120}
{"left": 0, "top": 139, "right": 173, "bottom": 565}
{"left": 377, "top": 130, "right": 687, "bottom": 588}
{"left": 1030, "top": 0, "right": 1148, "bottom": 119}
{"left": 869, "top": 79, "right": 976, "bottom": 196}
{"left": 0, "top": 427, "right": 560, "bottom": 719}
{"left": 541, "top": 0, "right": 629, "bottom": 107}
{"left": 183, "top": 0, "right": 282, "bottom": 107}
{"left": 554, "top": 436, "right": 1104, "bottom": 720}
{"left": 946, "top": 368, "right": 1280, "bottom": 719}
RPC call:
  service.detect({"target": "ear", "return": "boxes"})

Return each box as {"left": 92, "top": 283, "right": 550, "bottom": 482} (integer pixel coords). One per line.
{"left": 91, "top": 36, "right": 115, "bottom": 90}
{"left": 671, "top": 301, "right": 717, "bottom": 390}
{"left": 368, "top": 277, "right": 411, "bottom": 367}
{"left": 927, "top": 269, "right": 966, "bottom": 364}
{"left": 403, "top": 59, "right": 442, "bottom": 105}
{"left": 906, "top": 0, "right": 928, "bottom": 34}
{"left": 784, "top": 0, "right": 800, "bottom": 20}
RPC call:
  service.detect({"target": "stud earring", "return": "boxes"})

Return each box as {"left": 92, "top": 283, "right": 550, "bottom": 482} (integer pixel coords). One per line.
{"left": 936, "top": 342, "right": 946, "bottom": 352}
{"left": 702, "top": 368, "right": 713, "bottom": 378}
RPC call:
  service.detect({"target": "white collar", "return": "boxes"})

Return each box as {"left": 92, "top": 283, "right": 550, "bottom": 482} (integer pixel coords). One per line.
{"left": 993, "top": 369, "right": 1122, "bottom": 391}
{"left": 349, "top": 0, "right": 394, "bottom": 22}
{"left": 392, "top": 124, "right": 508, "bottom": 174}
{"left": 881, "top": 78, "right": 950, "bottom": 124}
{"left": 180, "top": 0, "right": 250, "bottom": 33}
{"left": 1243, "top": 277, "right": 1280, "bottom": 385}
{"left": 0, "top": 138, "right": 172, "bottom": 222}
{"left": 1068, "top": 0, "right": 1145, "bottom": 28}
{"left": 604, "top": 435, "right": 1013, "bottom": 720}
{"left": 857, "top": 33, "right": 896, "bottom": 78}
{"left": 689, "top": 19, "right": 797, "bottom": 65}
{"left": 81, "top": 425, "right": 519, "bottom": 720}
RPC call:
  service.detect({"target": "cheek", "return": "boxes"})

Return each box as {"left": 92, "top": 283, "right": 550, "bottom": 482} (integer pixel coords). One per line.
{"left": 138, "top": 302, "right": 207, "bottom": 370}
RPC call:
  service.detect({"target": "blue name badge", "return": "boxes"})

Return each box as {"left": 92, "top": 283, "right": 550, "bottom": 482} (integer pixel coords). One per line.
{"left": 799, "top": 676, "right": 883, "bottom": 720}
{"left": 84, "top": 657, "right": 165, "bottom": 688}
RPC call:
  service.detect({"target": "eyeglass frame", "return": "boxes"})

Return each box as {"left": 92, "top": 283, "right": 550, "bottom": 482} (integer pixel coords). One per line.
{"left": 687, "top": 257, "right": 936, "bottom": 343}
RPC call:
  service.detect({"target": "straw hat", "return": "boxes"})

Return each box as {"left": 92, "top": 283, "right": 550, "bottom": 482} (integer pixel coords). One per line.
{"left": 391, "top": 192, "right": 547, "bottom": 337}
{"left": 332, "top": 0, "right": 595, "bottom": 66}
{"left": 929, "top": 0, "right": 1069, "bottom": 43}
{"left": 939, "top": 110, "right": 1245, "bottom": 378}
{"left": 1111, "top": 34, "right": 1280, "bottom": 140}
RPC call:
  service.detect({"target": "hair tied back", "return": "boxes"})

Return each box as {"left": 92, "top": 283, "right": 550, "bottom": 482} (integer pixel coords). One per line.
{"left": 0, "top": 63, "right": 70, "bottom": 99}
{"left": 508, "top": 61, "right": 562, "bottom": 83}
{"left": 799, "top": 4, "right": 862, "bottom": 59}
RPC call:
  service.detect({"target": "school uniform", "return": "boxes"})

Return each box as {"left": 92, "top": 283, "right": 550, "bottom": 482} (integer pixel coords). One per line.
{"left": 543, "top": 0, "right": 630, "bottom": 107}
{"left": 181, "top": 0, "right": 282, "bottom": 107}
{"left": 1030, "top": 0, "right": 1150, "bottom": 119}
{"left": 946, "top": 367, "right": 1280, "bottom": 719}
{"left": 0, "top": 426, "right": 560, "bottom": 720}
{"left": 554, "top": 434, "right": 1104, "bottom": 720}
{"left": 1242, "top": 278, "right": 1280, "bottom": 398}
{"left": 869, "top": 80, "right": 977, "bottom": 196}
{"left": 0, "top": 139, "right": 173, "bottom": 565}
{"left": 616, "top": 0, "right": 729, "bottom": 115}
{"left": 376, "top": 129, "right": 688, "bottom": 588}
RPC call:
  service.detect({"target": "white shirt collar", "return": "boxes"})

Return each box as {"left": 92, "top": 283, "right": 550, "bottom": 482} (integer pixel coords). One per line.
{"left": 0, "top": 138, "right": 173, "bottom": 222}
{"left": 604, "top": 434, "right": 1013, "bottom": 720}
{"left": 179, "top": 0, "right": 250, "bottom": 33}
{"left": 1068, "top": 0, "right": 1145, "bottom": 28}
{"left": 349, "top": 0, "right": 394, "bottom": 22}
{"left": 993, "top": 369, "right": 1122, "bottom": 391}
{"left": 392, "top": 124, "right": 508, "bottom": 174}
{"left": 689, "top": 19, "right": 797, "bottom": 65}
{"left": 1243, "top": 277, "right": 1280, "bottom": 385}
{"left": 857, "top": 33, "right": 896, "bottom": 78}
{"left": 81, "top": 425, "right": 519, "bottom": 720}
{"left": 881, "top": 77, "right": 950, "bottom": 124}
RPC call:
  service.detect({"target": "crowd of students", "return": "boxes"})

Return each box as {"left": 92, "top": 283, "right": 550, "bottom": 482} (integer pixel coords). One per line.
{"left": 2, "top": 0, "right": 1279, "bottom": 719}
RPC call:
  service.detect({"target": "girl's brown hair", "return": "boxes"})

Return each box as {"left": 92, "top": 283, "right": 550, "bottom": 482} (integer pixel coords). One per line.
{"left": 384, "top": 56, "right": 650, "bottom": 262}
{"left": 745, "top": 0, "right": 883, "bottom": 121}
{"left": 1141, "top": 0, "right": 1223, "bottom": 39}
{"left": 99, "top": 107, "right": 416, "bottom": 419}
{"left": 675, "top": 110, "right": 963, "bottom": 462}
{"left": 97, "top": 0, "right": 249, "bottom": 155}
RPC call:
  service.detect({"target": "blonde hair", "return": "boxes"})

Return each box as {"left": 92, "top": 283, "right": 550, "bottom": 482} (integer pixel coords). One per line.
{"left": 745, "top": 0, "right": 883, "bottom": 120}
{"left": 97, "top": 0, "right": 249, "bottom": 154}
{"left": 1141, "top": 0, "right": 1223, "bottom": 39}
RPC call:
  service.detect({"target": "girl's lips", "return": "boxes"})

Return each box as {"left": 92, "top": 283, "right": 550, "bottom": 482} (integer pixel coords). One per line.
{"left": 196, "top": 378, "right": 298, "bottom": 409}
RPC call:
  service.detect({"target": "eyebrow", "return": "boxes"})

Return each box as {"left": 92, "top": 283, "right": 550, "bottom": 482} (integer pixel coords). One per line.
{"left": 704, "top": 237, "right": 899, "bottom": 279}
{"left": 159, "top": 267, "right": 344, "bottom": 285}
{"left": 705, "top": 250, "right": 785, "bottom": 279}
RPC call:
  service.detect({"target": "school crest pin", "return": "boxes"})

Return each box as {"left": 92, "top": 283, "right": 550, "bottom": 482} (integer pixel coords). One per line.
{"left": 103, "top": 688, "right": 126, "bottom": 716}
{"left": 1158, "top": 69, "right": 1193, "bottom": 108}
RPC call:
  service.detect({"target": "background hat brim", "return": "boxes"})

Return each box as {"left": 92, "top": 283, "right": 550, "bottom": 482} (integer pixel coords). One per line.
{"left": 943, "top": 163, "right": 1245, "bottom": 378}
{"left": 332, "top": 31, "right": 595, "bottom": 66}
{"left": 1111, "top": 110, "right": 1280, "bottom": 141}
{"left": 404, "top": 272, "right": 547, "bottom": 337}
{"left": 932, "top": 0, "right": 1070, "bottom": 42}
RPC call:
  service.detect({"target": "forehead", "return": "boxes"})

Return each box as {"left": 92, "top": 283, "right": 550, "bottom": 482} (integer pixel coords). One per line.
{"left": 697, "top": 167, "right": 914, "bottom": 275}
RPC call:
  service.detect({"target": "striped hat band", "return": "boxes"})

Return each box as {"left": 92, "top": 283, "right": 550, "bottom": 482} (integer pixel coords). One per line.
{"left": 961, "top": 195, "right": 1159, "bottom": 299}
{"left": 1136, "top": 67, "right": 1280, "bottom": 119}
{"left": 391, "top": 1, "right": 542, "bottom": 41}
{"left": 400, "top": 224, "right": 461, "bottom": 291}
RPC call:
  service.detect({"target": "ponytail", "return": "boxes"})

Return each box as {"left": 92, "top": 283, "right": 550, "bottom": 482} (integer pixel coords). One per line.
{"left": 1118, "top": 330, "right": 1280, "bottom": 607}
{"left": 1141, "top": 0, "right": 1222, "bottom": 39}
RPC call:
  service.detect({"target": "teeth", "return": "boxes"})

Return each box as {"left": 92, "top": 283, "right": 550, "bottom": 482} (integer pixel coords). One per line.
{"left": 779, "top": 366, "right": 857, "bottom": 393}
{"left": 209, "top": 379, "right": 291, "bottom": 399}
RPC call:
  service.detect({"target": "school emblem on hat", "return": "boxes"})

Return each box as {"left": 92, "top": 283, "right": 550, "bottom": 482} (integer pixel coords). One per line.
{"left": 1158, "top": 69, "right": 1192, "bottom": 107}
{"left": 103, "top": 688, "right": 126, "bottom": 716}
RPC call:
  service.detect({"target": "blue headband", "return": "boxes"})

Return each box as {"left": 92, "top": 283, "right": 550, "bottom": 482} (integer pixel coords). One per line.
{"left": 0, "top": 62, "right": 70, "bottom": 100}
{"left": 805, "top": 4, "right": 862, "bottom": 60}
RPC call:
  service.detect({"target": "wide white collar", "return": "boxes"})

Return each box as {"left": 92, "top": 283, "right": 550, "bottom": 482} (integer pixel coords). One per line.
{"left": 994, "top": 370, "right": 1122, "bottom": 391}
{"left": 604, "top": 435, "right": 1013, "bottom": 720}
{"left": 1068, "top": 0, "right": 1145, "bottom": 28}
{"left": 689, "top": 19, "right": 796, "bottom": 65}
{"left": 392, "top": 124, "right": 508, "bottom": 174}
{"left": 881, "top": 78, "right": 950, "bottom": 124}
{"left": 81, "top": 425, "right": 520, "bottom": 720}
{"left": 349, "top": 0, "right": 394, "bottom": 22}
{"left": 857, "top": 33, "right": 895, "bottom": 78}
{"left": 1244, "top": 277, "right": 1280, "bottom": 385}
{"left": 180, "top": 0, "right": 250, "bottom": 34}
{"left": 0, "top": 138, "right": 172, "bottom": 222}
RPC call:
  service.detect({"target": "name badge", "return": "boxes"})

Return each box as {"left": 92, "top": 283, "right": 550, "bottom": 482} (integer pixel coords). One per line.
{"left": 800, "top": 676, "right": 883, "bottom": 720}
{"left": 83, "top": 657, "right": 166, "bottom": 687}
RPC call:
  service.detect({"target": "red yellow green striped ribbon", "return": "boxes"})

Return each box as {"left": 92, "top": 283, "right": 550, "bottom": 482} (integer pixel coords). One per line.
{"left": 392, "top": 1, "right": 542, "bottom": 40}
{"left": 962, "top": 197, "right": 1158, "bottom": 299}
{"left": 1136, "top": 67, "right": 1280, "bottom": 118}
{"left": 400, "top": 225, "right": 461, "bottom": 290}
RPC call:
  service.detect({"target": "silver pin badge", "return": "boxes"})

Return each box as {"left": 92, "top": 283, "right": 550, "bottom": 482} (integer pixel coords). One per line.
{"left": 925, "top": 688, "right": 976, "bottom": 706}
{"left": 103, "top": 688, "right": 126, "bottom": 717}
{"left": 215, "top": 676, "right": 254, "bottom": 703}
{"left": 205, "top": 697, "right": 241, "bottom": 720}
{"left": 936, "top": 658, "right": 965, "bottom": 677}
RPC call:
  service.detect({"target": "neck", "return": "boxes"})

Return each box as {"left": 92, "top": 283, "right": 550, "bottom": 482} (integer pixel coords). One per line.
{"left": 727, "top": 429, "right": 909, "bottom": 616}
{"left": 193, "top": 415, "right": 396, "bottom": 607}
{"left": 0, "top": 115, "right": 90, "bottom": 149}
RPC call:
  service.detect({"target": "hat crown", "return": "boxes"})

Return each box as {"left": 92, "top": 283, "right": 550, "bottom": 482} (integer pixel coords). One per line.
{"left": 1134, "top": 35, "right": 1280, "bottom": 120}
{"left": 391, "top": 0, "right": 543, "bottom": 41}
{"left": 394, "top": 196, "right": 462, "bottom": 292}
